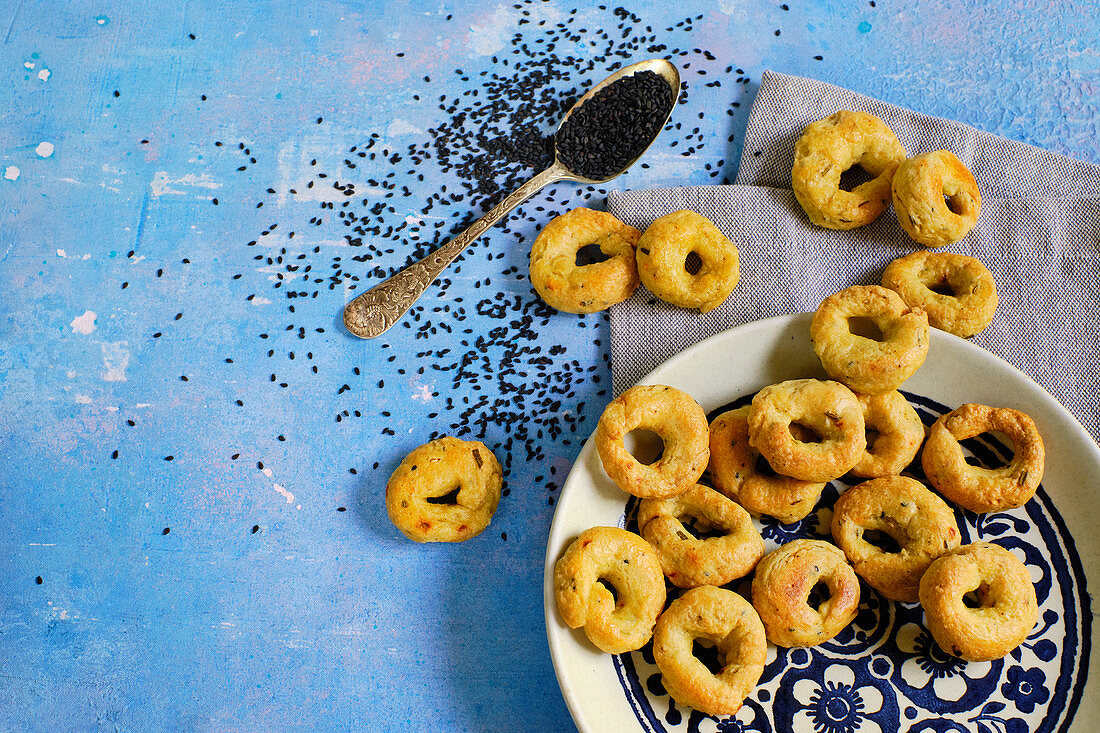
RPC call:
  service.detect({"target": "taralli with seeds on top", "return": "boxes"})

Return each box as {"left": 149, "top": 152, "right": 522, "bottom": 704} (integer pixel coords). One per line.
{"left": 922, "top": 403, "right": 1045, "bottom": 513}
{"left": 851, "top": 390, "right": 925, "bottom": 478}
{"left": 652, "top": 585, "right": 767, "bottom": 716}
{"left": 529, "top": 208, "right": 642, "bottom": 314}
{"left": 708, "top": 406, "right": 826, "bottom": 523}
{"left": 747, "top": 378, "right": 866, "bottom": 483}
{"left": 635, "top": 209, "right": 739, "bottom": 313}
{"left": 892, "top": 150, "right": 982, "bottom": 247}
{"left": 553, "top": 526, "right": 667, "bottom": 654}
{"left": 595, "top": 384, "right": 709, "bottom": 499}
{"left": 791, "top": 110, "right": 908, "bottom": 230}
{"left": 919, "top": 542, "right": 1038, "bottom": 661}
{"left": 811, "top": 284, "right": 930, "bottom": 395}
{"left": 751, "top": 539, "right": 861, "bottom": 648}
{"left": 385, "top": 436, "right": 502, "bottom": 543}
{"left": 831, "top": 476, "right": 962, "bottom": 602}
{"left": 881, "top": 250, "right": 998, "bottom": 338}
{"left": 637, "top": 483, "right": 765, "bottom": 588}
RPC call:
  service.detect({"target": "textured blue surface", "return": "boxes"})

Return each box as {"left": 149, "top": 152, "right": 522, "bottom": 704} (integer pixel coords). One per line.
{"left": 1, "top": 1, "right": 1096, "bottom": 730}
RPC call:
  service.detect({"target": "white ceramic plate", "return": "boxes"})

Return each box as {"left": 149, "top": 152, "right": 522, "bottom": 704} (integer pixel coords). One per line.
{"left": 544, "top": 312, "right": 1099, "bottom": 733}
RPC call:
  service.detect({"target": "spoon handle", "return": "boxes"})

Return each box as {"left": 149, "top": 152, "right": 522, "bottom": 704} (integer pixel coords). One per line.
{"left": 343, "top": 165, "right": 565, "bottom": 339}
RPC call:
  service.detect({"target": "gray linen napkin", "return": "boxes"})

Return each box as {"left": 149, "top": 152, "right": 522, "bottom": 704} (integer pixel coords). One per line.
{"left": 607, "top": 70, "right": 1100, "bottom": 442}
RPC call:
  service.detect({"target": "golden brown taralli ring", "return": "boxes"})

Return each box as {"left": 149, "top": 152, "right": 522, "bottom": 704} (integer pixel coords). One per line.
{"left": 553, "top": 526, "right": 667, "bottom": 654}
{"left": 708, "top": 406, "right": 826, "bottom": 523}
{"left": 595, "top": 384, "right": 710, "bottom": 499}
{"left": 892, "top": 150, "right": 982, "bottom": 248}
{"left": 652, "top": 585, "right": 767, "bottom": 716}
{"left": 385, "top": 436, "right": 502, "bottom": 543}
{"left": 638, "top": 483, "right": 765, "bottom": 588}
{"left": 921, "top": 403, "right": 1045, "bottom": 513}
{"left": 791, "top": 110, "right": 907, "bottom": 230}
{"left": 747, "top": 379, "right": 866, "bottom": 483}
{"left": 881, "top": 250, "right": 998, "bottom": 338}
{"left": 529, "top": 207, "right": 642, "bottom": 313}
{"left": 811, "top": 285, "right": 930, "bottom": 395}
{"left": 751, "top": 539, "right": 861, "bottom": 647}
{"left": 830, "top": 476, "right": 961, "bottom": 602}
{"left": 851, "top": 390, "right": 925, "bottom": 479}
{"left": 918, "top": 542, "right": 1038, "bottom": 661}
{"left": 635, "top": 209, "right": 739, "bottom": 313}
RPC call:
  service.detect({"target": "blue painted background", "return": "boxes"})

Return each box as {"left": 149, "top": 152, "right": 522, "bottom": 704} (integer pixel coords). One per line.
{"left": 1, "top": 1, "right": 1095, "bottom": 730}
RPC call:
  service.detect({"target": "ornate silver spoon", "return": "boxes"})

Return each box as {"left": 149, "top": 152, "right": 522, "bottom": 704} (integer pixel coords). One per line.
{"left": 342, "top": 58, "right": 680, "bottom": 339}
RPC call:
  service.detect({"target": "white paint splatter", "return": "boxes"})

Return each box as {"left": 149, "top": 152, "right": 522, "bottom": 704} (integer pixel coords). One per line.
{"left": 35, "top": 142, "right": 55, "bottom": 158}
{"left": 251, "top": 296, "right": 272, "bottom": 305}
{"left": 23, "top": 60, "right": 34, "bottom": 69}
{"left": 66, "top": 370, "right": 78, "bottom": 378}
{"left": 262, "top": 466, "right": 273, "bottom": 478}
{"left": 38, "top": 68, "right": 50, "bottom": 81}
{"left": 274, "top": 483, "right": 295, "bottom": 504}
{"left": 70, "top": 310, "right": 97, "bottom": 334}
{"left": 74, "top": 394, "right": 93, "bottom": 404}
{"left": 101, "top": 341, "right": 130, "bottom": 382}
{"left": 3, "top": 166, "right": 19, "bottom": 181}
{"left": 387, "top": 119, "right": 424, "bottom": 136}
{"left": 411, "top": 383, "right": 433, "bottom": 402}
{"left": 150, "top": 171, "right": 220, "bottom": 197}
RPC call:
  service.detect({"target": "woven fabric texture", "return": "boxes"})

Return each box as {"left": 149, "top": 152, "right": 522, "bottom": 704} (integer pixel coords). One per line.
{"left": 607, "top": 71, "right": 1100, "bottom": 442}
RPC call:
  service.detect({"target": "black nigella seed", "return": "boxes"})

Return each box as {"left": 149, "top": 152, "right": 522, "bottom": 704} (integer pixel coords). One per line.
{"left": 35, "top": 576, "right": 43, "bottom": 584}
{"left": 555, "top": 70, "right": 674, "bottom": 180}
{"left": 162, "top": 527, "right": 171, "bottom": 535}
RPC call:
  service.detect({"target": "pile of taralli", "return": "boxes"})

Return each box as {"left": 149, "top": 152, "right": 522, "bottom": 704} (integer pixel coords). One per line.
{"left": 552, "top": 111, "right": 1044, "bottom": 718}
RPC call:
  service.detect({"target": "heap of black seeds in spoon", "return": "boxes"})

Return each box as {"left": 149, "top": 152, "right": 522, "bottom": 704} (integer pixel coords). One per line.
{"left": 555, "top": 69, "right": 675, "bottom": 180}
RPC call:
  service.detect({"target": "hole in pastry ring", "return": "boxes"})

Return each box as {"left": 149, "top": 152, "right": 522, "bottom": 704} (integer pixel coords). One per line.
{"left": 552, "top": 526, "right": 667, "bottom": 654}
{"left": 750, "top": 539, "right": 861, "bottom": 648}
{"left": 635, "top": 209, "right": 739, "bottom": 313}
{"left": 811, "top": 285, "right": 930, "bottom": 395}
{"left": 918, "top": 541, "right": 1038, "bottom": 661}
{"left": 882, "top": 250, "right": 998, "bottom": 338}
{"left": 746, "top": 379, "right": 866, "bottom": 483}
{"left": 892, "top": 150, "right": 982, "bottom": 248}
{"left": 595, "top": 385, "right": 710, "bottom": 499}
{"left": 850, "top": 390, "right": 925, "bottom": 479}
{"left": 385, "top": 436, "right": 502, "bottom": 543}
{"left": 652, "top": 585, "right": 767, "bottom": 716}
{"left": 529, "top": 207, "right": 642, "bottom": 313}
{"left": 830, "top": 476, "right": 961, "bottom": 602}
{"left": 791, "top": 110, "right": 907, "bottom": 230}
{"left": 921, "top": 403, "right": 1045, "bottom": 513}
{"left": 637, "top": 483, "right": 765, "bottom": 588}
{"left": 708, "top": 406, "right": 826, "bottom": 523}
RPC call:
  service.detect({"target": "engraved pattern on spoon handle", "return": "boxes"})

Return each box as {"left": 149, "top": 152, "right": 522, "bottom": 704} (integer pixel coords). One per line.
{"left": 343, "top": 165, "right": 564, "bottom": 339}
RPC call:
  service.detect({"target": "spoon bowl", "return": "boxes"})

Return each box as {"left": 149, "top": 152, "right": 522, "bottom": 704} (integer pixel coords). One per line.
{"left": 342, "top": 58, "right": 680, "bottom": 339}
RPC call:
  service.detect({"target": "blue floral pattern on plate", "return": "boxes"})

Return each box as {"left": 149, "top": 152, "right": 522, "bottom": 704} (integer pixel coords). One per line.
{"left": 613, "top": 392, "right": 1090, "bottom": 732}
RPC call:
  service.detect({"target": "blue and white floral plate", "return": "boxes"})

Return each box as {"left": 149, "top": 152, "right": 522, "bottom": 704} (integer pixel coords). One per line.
{"left": 544, "top": 313, "right": 1099, "bottom": 733}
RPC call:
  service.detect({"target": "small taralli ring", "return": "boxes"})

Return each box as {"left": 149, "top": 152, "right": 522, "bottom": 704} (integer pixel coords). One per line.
{"left": 791, "top": 110, "right": 907, "bottom": 230}
{"left": 892, "top": 150, "right": 982, "bottom": 247}
{"left": 638, "top": 483, "right": 765, "bottom": 588}
{"left": 921, "top": 403, "right": 1045, "bottom": 513}
{"left": 652, "top": 585, "right": 767, "bottom": 716}
{"left": 529, "top": 207, "right": 642, "bottom": 313}
{"left": 595, "top": 384, "right": 710, "bottom": 499}
{"left": 850, "top": 390, "right": 925, "bottom": 479}
{"left": 830, "top": 476, "right": 961, "bottom": 602}
{"left": 708, "top": 406, "right": 826, "bottom": 523}
{"left": 881, "top": 250, "right": 998, "bottom": 338}
{"left": 750, "top": 539, "right": 861, "bottom": 648}
{"left": 918, "top": 542, "right": 1038, "bottom": 661}
{"left": 747, "top": 379, "right": 866, "bottom": 483}
{"left": 635, "top": 209, "right": 739, "bottom": 313}
{"left": 811, "top": 284, "right": 930, "bottom": 395}
{"left": 385, "top": 436, "right": 503, "bottom": 543}
{"left": 553, "top": 526, "right": 667, "bottom": 654}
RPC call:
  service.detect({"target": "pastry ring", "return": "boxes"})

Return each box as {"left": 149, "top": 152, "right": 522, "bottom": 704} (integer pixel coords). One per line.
{"left": 892, "top": 150, "right": 982, "bottom": 247}
{"left": 635, "top": 209, "right": 739, "bottom": 313}
{"left": 385, "top": 436, "right": 502, "bottom": 542}
{"left": 529, "top": 207, "right": 642, "bottom": 313}
{"left": 791, "top": 110, "right": 907, "bottom": 229}
{"left": 595, "top": 384, "right": 709, "bottom": 499}
{"left": 881, "top": 250, "right": 998, "bottom": 338}
{"left": 811, "top": 285, "right": 930, "bottom": 395}
{"left": 553, "top": 526, "right": 667, "bottom": 654}
{"left": 850, "top": 390, "right": 925, "bottom": 479}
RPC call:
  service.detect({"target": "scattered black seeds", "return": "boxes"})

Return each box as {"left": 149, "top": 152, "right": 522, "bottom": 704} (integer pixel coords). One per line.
{"left": 162, "top": 527, "right": 171, "bottom": 535}
{"left": 251, "top": 525, "right": 259, "bottom": 533}
{"left": 35, "top": 576, "right": 43, "bottom": 585}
